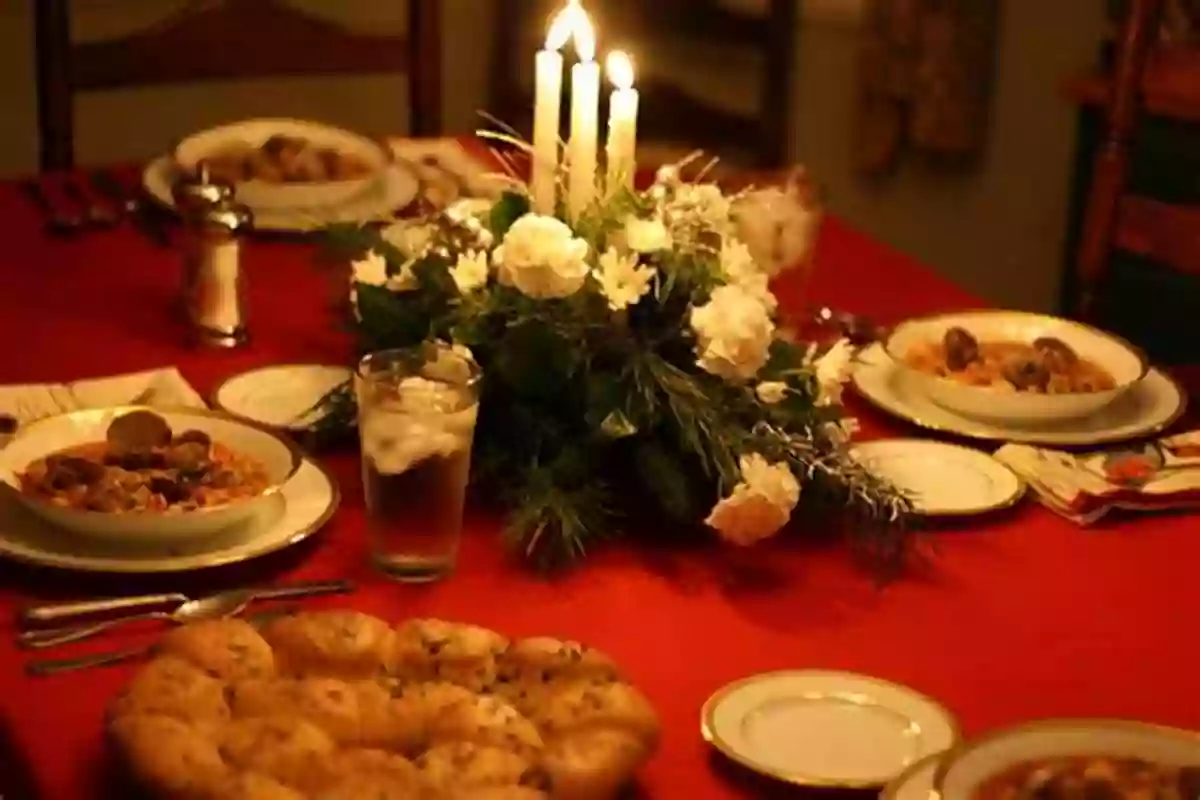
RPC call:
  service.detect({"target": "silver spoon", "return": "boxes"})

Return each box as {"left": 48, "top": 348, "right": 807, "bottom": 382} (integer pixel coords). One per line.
{"left": 20, "top": 591, "right": 253, "bottom": 650}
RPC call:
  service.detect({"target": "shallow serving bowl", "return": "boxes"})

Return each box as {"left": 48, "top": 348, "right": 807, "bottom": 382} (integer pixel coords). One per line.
{"left": 885, "top": 310, "right": 1148, "bottom": 426}
{"left": 933, "top": 719, "right": 1200, "bottom": 800}
{"left": 0, "top": 406, "right": 302, "bottom": 547}
{"left": 174, "top": 118, "right": 391, "bottom": 210}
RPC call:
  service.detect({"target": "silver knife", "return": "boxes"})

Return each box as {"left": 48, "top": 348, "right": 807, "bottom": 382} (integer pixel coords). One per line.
{"left": 19, "top": 579, "right": 355, "bottom": 625}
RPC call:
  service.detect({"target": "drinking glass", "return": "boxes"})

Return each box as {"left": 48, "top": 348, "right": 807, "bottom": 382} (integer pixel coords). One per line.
{"left": 355, "top": 342, "right": 481, "bottom": 582}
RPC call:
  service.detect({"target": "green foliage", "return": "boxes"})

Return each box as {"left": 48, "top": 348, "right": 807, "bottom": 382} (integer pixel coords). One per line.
{"left": 320, "top": 190, "right": 911, "bottom": 575}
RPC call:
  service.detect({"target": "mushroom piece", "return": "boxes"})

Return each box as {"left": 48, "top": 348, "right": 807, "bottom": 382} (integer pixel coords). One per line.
{"left": 1032, "top": 336, "right": 1079, "bottom": 373}
{"left": 107, "top": 410, "right": 173, "bottom": 451}
{"left": 58, "top": 456, "right": 106, "bottom": 485}
{"left": 148, "top": 476, "right": 191, "bottom": 505}
{"left": 1003, "top": 354, "right": 1050, "bottom": 391}
{"left": 942, "top": 327, "right": 980, "bottom": 371}
{"left": 165, "top": 441, "right": 211, "bottom": 473}
{"left": 173, "top": 430, "right": 212, "bottom": 449}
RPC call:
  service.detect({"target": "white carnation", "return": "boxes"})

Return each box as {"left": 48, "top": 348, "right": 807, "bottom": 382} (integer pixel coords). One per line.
{"left": 623, "top": 216, "right": 673, "bottom": 253}
{"left": 732, "top": 185, "right": 821, "bottom": 277}
{"left": 705, "top": 453, "right": 800, "bottom": 546}
{"left": 381, "top": 220, "right": 437, "bottom": 259}
{"left": 351, "top": 251, "right": 388, "bottom": 287}
{"left": 594, "top": 247, "right": 655, "bottom": 312}
{"left": 671, "top": 183, "right": 732, "bottom": 231}
{"left": 689, "top": 285, "right": 775, "bottom": 382}
{"left": 814, "top": 338, "right": 855, "bottom": 405}
{"left": 449, "top": 250, "right": 490, "bottom": 294}
{"left": 720, "top": 237, "right": 777, "bottom": 314}
{"left": 493, "top": 213, "right": 590, "bottom": 299}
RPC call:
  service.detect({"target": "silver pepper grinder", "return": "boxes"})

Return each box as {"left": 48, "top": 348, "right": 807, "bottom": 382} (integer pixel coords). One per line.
{"left": 172, "top": 165, "right": 253, "bottom": 348}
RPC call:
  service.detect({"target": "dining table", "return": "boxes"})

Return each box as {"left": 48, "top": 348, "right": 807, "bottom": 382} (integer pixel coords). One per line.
{"left": 0, "top": 138, "right": 1197, "bottom": 800}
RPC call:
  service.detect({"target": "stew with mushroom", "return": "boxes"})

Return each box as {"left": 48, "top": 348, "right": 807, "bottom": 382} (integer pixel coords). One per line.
{"left": 974, "top": 756, "right": 1200, "bottom": 800}
{"left": 203, "top": 135, "right": 374, "bottom": 186}
{"left": 903, "top": 328, "right": 1116, "bottom": 393}
{"left": 18, "top": 411, "right": 272, "bottom": 513}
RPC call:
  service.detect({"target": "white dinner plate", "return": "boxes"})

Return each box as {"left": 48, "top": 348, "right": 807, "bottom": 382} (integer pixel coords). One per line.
{"left": 881, "top": 751, "right": 951, "bottom": 800}
{"left": 851, "top": 439, "right": 1025, "bottom": 517}
{"left": 701, "top": 670, "right": 961, "bottom": 789}
{"left": 0, "top": 457, "right": 337, "bottom": 573}
{"left": 142, "top": 156, "right": 419, "bottom": 233}
{"left": 211, "top": 364, "right": 352, "bottom": 432}
{"left": 852, "top": 344, "right": 1187, "bottom": 447}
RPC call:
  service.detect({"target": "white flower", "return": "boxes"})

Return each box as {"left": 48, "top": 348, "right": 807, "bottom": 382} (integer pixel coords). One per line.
{"left": 623, "top": 216, "right": 673, "bottom": 253}
{"left": 349, "top": 251, "right": 417, "bottom": 317}
{"left": 594, "top": 247, "right": 655, "bottom": 312}
{"left": 705, "top": 453, "right": 800, "bottom": 546}
{"left": 755, "top": 381, "right": 788, "bottom": 405}
{"left": 825, "top": 417, "right": 860, "bottom": 443}
{"left": 351, "top": 251, "right": 389, "bottom": 287}
{"left": 670, "top": 183, "right": 732, "bottom": 231}
{"left": 381, "top": 221, "right": 436, "bottom": 259}
{"left": 814, "top": 338, "right": 855, "bottom": 405}
{"left": 493, "top": 213, "right": 590, "bottom": 299}
{"left": 732, "top": 184, "right": 822, "bottom": 277}
{"left": 720, "top": 237, "right": 778, "bottom": 314}
{"left": 689, "top": 285, "right": 775, "bottom": 382}
{"left": 449, "top": 250, "right": 490, "bottom": 294}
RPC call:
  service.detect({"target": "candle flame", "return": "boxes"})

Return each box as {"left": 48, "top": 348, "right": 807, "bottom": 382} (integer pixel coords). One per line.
{"left": 572, "top": 4, "right": 596, "bottom": 63}
{"left": 607, "top": 51, "right": 634, "bottom": 90}
{"left": 545, "top": 3, "right": 575, "bottom": 51}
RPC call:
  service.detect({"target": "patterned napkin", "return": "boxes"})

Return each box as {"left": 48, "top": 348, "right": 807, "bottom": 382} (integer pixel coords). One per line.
{"left": 994, "top": 430, "right": 1200, "bottom": 524}
{"left": 0, "top": 367, "right": 206, "bottom": 426}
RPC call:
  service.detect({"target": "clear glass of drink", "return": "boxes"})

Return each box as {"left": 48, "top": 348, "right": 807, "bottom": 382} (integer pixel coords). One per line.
{"left": 355, "top": 342, "right": 481, "bottom": 582}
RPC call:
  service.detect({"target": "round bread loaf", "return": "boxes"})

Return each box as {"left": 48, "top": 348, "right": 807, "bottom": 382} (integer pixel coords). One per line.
{"left": 108, "top": 611, "right": 659, "bottom": 799}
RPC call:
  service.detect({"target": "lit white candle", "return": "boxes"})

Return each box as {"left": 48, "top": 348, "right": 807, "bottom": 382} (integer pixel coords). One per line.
{"left": 567, "top": 7, "right": 600, "bottom": 222}
{"left": 531, "top": 6, "right": 574, "bottom": 215}
{"left": 605, "top": 51, "right": 639, "bottom": 195}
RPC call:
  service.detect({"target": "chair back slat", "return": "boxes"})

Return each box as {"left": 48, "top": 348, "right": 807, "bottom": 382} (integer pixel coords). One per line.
{"left": 34, "top": 0, "right": 440, "bottom": 171}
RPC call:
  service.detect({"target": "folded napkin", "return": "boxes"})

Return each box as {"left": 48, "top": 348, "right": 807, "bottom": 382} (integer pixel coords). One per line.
{"left": 994, "top": 430, "right": 1200, "bottom": 524}
{"left": 0, "top": 367, "right": 206, "bottom": 425}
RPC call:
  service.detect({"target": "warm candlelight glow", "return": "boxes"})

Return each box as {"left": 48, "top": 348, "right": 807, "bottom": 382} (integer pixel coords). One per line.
{"left": 545, "top": 2, "right": 575, "bottom": 50}
{"left": 572, "top": 4, "right": 596, "bottom": 63}
{"left": 607, "top": 51, "right": 634, "bottom": 90}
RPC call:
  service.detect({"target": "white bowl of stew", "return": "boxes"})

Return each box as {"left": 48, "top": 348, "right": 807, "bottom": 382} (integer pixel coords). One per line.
{"left": 933, "top": 719, "right": 1200, "bottom": 800}
{"left": 885, "top": 311, "right": 1148, "bottom": 426}
{"left": 174, "top": 118, "right": 391, "bottom": 211}
{"left": 0, "top": 406, "right": 302, "bottom": 547}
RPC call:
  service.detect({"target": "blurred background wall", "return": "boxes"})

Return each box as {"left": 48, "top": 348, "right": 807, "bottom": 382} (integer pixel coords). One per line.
{"left": 0, "top": 0, "right": 1105, "bottom": 311}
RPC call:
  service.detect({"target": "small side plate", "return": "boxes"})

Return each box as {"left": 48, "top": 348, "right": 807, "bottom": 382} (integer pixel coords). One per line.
{"left": 850, "top": 439, "right": 1025, "bottom": 517}
{"left": 701, "top": 670, "right": 961, "bottom": 789}
{"left": 212, "top": 364, "right": 352, "bottom": 432}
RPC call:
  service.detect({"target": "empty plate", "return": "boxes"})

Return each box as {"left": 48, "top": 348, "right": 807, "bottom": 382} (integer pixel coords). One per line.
{"left": 702, "top": 670, "right": 961, "bottom": 789}
{"left": 851, "top": 439, "right": 1025, "bottom": 517}
{"left": 212, "top": 364, "right": 352, "bottom": 432}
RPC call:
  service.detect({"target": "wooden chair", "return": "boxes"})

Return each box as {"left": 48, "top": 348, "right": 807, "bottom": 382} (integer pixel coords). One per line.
{"left": 1072, "top": 0, "right": 1200, "bottom": 319}
{"left": 33, "top": 0, "right": 441, "bottom": 171}
{"left": 488, "top": 0, "right": 798, "bottom": 168}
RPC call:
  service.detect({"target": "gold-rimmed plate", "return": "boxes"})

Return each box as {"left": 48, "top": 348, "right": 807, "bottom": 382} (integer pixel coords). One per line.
{"left": 0, "top": 457, "right": 338, "bottom": 573}
{"left": 851, "top": 439, "right": 1025, "bottom": 517}
{"left": 882, "top": 750, "right": 954, "bottom": 800}
{"left": 933, "top": 719, "right": 1200, "bottom": 800}
{"left": 701, "top": 670, "right": 961, "bottom": 789}
{"left": 211, "top": 364, "right": 352, "bottom": 432}
{"left": 853, "top": 344, "right": 1187, "bottom": 447}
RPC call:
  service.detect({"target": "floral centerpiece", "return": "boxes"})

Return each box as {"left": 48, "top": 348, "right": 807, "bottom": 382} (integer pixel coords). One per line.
{"left": 322, "top": 156, "right": 910, "bottom": 571}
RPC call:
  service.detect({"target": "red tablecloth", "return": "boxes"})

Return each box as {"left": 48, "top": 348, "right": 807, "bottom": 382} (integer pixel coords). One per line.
{"left": 0, "top": 153, "right": 1197, "bottom": 800}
